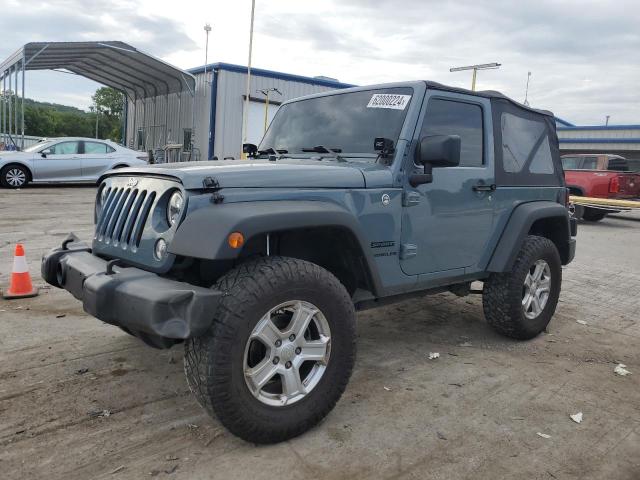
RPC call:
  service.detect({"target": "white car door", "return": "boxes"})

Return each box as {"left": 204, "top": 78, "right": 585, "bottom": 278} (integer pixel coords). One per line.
{"left": 81, "top": 141, "right": 119, "bottom": 180}
{"left": 33, "top": 141, "right": 83, "bottom": 182}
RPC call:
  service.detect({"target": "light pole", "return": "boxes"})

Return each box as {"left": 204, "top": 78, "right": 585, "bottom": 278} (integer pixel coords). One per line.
{"left": 450, "top": 62, "right": 501, "bottom": 91}
{"left": 241, "top": 0, "right": 256, "bottom": 158}
{"left": 524, "top": 71, "right": 531, "bottom": 106}
{"left": 94, "top": 102, "right": 100, "bottom": 139}
{"left": 258, "top": 88, "right": 281, "bottom": 134}
{"left": 605, "top": 115, "right": 610, "bottom": 126}
{"left": 203, "top": 23, "right": 212, "bottom": 76}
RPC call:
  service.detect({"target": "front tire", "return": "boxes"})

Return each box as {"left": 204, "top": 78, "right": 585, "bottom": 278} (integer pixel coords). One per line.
{"left": 483, "top": 235, "right": 562, "bottom": 340}
{"left": 1, "top": 164, "right": 29, "bottom": 188}
{"left": 184, "top": 256, "right": 356, "bottom": 443}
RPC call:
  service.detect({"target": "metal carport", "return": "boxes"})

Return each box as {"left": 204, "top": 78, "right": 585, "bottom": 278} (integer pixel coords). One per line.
{"left": 0, "top": 41, "right": 196, "bottom": 157}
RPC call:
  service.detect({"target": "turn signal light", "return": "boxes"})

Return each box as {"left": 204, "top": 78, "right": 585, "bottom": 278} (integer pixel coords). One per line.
{"left": 228, "top": 232, "right": 245, "bottom": 249}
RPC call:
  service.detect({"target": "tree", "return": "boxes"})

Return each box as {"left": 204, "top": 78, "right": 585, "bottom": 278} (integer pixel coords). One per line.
{"left": 92, "top": 87, "right": 124, "bottom": 117}
{"left": 92, "top": 87, "right": 124, "bottom": 141}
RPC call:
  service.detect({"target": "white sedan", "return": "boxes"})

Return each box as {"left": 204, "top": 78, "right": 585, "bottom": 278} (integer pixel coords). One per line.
{"left": 0, "top": 137, "right": 148, "bottom": 188}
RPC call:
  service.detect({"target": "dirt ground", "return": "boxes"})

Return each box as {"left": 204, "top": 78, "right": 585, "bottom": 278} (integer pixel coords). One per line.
{"left": 1, "top": 186, "right": 639, "bottom": 480}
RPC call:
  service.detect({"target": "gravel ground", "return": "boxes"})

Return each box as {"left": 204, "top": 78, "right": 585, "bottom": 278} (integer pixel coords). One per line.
{"left": 1, "top": 186, "right": 639, "bottom": 480}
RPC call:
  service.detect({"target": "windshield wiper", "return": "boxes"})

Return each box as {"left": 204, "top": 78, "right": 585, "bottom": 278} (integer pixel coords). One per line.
{"left": 300, "top": 145, "right": 346, "bottom": 162}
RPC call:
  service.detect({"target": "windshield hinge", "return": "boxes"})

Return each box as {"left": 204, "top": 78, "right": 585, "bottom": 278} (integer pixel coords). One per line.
{"left": 402, "top": 191, "right": 421, "bottom": 207}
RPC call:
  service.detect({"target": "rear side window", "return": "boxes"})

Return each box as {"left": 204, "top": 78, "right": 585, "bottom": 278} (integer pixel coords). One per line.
{"left": 84, "top": 142, "right": 114, "bottom": 154}
{"left": 561, "top": 157, "right": 581, "bottom": 169}
{"left": 501, "top": 113, "right": 553, "bottom": 174}
{"left": 581, "top": 157, "right": 598, "bottom": 170}
{"left": 420, "top": 98, "right": 484, "bottom": 167}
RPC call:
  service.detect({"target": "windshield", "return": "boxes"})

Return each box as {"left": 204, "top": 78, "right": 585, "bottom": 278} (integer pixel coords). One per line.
{"left": 24, "top": 140, "right": 53, "bottom": 153}
{"left": 259, "top": 87, "right": 413, "bottom": 158}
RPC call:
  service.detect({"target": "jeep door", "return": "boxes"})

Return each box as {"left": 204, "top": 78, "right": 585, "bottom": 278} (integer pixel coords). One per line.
{"left": 400, "top": 92, "right": 495, "bottom": 276}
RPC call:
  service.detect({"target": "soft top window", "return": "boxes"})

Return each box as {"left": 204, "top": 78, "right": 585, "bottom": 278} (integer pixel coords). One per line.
{"left": 492, "top": 98, "right": 563, "bottom": 187}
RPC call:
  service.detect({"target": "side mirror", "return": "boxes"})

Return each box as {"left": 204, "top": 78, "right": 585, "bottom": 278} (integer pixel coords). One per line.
{"left": 410, "top": 135, "right": 461, "bottom": 187}
{"left": 40, "top": 151, "right": 47, "bottom": 158}
{"left": 242, "top": 143, "right": 258, "bottom": 157}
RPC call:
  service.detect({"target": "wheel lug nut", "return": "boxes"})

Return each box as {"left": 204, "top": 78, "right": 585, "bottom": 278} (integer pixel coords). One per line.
{"left": 285, "top": 361, "right": 292, "bottom": 369}
{"left": 295, "top": 347, "right": 301, "bottom": 355}
{"left": 289, "top": 334, "right": 296, "bottom": 341}
{"left": 273, "top": 356, "right": 280, "bottom": 364}
{"left": 275, "top": 340, "right": 282, "bottom": 347}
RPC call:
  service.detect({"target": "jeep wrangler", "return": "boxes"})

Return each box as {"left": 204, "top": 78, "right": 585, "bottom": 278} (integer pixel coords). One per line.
{"left": 42, "top": 81, "right": 577, "bottom": 443}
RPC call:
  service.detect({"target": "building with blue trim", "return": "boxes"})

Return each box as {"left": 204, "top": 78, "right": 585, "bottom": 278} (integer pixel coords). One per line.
{"left": 124, "top": 62, "right": 353, "bottom": 161}
{"left": 556, "top": 122, "right": 640, "bottom": 168}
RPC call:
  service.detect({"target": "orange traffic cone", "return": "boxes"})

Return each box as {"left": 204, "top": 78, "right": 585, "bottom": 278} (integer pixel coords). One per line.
{"left": 2, "top": 244, "right": 39, "bottom": 299}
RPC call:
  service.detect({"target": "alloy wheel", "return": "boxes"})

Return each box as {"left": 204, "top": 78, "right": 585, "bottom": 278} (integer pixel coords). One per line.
{"left": 243, "top": 300, "right": 331, "bottom": 407}
{"left": 522, "top": 259, "right": 551, "bottom": 319}
{"left": 5, "top": 168, "right": 26, "bottom": 187}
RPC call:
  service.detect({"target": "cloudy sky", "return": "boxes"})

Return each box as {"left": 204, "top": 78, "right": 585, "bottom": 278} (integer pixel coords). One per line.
{"left": 1, "top": 0, "right": 638, "bottom": 125}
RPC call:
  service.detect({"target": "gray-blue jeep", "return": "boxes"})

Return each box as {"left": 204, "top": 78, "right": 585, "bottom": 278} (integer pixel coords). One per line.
{"left": 42, "top": 81, "right": 577, "bottom": 443}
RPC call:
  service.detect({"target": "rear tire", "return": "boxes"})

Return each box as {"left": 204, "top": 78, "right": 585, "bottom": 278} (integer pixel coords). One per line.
{"left": 483, "top": 235, "right": 562, "bottom": 340}
{"left": 582, "top": 208, "right": 607, "bottom": 222}
{"left": 1, "top": 164, "right": 29, "bottom": 188}
{"left": 184, "top": 256, "right": 356, "bottom": 444}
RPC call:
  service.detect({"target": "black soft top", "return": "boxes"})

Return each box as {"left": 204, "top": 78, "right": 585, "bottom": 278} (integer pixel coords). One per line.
{"left": 423, "top": 80, "right": 554, "bottom": 118}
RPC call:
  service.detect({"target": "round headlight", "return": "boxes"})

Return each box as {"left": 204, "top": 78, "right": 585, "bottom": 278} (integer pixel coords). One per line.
{"left": 167, "top": 190, "right": 184, "bottom": 226}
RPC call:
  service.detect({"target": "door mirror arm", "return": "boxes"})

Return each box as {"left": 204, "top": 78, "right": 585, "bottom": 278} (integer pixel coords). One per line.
{"left": 409, "top": 163, "right": 433, "bottom": 187}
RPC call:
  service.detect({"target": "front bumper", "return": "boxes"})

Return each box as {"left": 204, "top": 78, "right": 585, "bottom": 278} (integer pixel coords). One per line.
{"left": 41, "top": 235, "right": 221, "bottom": 349}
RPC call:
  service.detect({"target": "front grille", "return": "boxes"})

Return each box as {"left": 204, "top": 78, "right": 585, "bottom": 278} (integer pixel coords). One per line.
{"left": 95, "top": 187, "right": 157, "bottom": 250}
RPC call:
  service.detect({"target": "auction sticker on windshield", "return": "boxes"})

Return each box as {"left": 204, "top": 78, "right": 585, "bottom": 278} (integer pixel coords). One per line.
{"left": 367, "top": 93, "right": 411, "bottom": 110}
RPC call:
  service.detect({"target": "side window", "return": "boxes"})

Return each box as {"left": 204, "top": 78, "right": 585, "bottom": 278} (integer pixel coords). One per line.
{"left": 84, "top": 142, "right": 110, "bottom": 154}
{"left": 46, "top": 141, "right": 80, "bottom": 155}
{"left": 420, "top": 98, "right": 484, "bottom": 167}
{"left": 581, "top": 157, "right": 598, "bottom": 170}
{"left": 501, "top": 113, "right": 553, "bottom": 174}
{"left": 561, "top": 156, "right": 581, "bottom": 170}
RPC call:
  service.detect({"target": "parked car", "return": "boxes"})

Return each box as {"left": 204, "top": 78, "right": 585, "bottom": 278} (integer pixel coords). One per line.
{"left": 562, "top": 154, "right": 640, "bottom": 221}
{"left": 43, "top": 81, "right": 576, "bottom": 443}
{"left": 0, "top": 137, "right": 148, "bottom": 188}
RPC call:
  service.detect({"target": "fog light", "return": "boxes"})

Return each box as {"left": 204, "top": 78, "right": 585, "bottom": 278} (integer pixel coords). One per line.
{"left": 154, "top": 238, "right": 168, "bottom": 260}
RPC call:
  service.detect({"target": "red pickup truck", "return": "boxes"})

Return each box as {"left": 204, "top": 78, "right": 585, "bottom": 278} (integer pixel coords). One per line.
{"left": 562, "top": 154, "right": 640, "bottom": 221}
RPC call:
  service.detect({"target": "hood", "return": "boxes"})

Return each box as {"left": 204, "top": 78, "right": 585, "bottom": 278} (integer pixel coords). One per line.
{"left": 104, "top": 159, "right": 393, "bottom": 190}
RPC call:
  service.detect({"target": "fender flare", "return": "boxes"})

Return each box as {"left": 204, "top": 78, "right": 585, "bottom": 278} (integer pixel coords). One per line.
{"left": 169, "top": 200, "right": 384, "bottom": 294}
{"left": 486, "top": 201, "right": 571, "bottom": 272}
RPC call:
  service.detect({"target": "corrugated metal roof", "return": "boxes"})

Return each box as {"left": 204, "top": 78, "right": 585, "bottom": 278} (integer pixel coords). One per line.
{"left": 0, "top": 41, "right": 195, "bottom": 99}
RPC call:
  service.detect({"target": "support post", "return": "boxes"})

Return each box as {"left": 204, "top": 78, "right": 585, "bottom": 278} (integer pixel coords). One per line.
{"left": 14, "top": 64, "right": 18, "bottom": 145}
{"left": 131, "top": 93, "right": 137, "bottom": 149}
{"left": 8, "top": 66, "right": 13, "bottom": 146}
{"left": 471, "top": 68, "right": 477, "bottom": 91}
{"left": 263, "top": 91, "right": 269, "bottom": 134}
{"left": 21, "top": 57, "right": 25, "bottom": 149}
{"left": 164, "top": 93, "right": 169, "bottom": 146}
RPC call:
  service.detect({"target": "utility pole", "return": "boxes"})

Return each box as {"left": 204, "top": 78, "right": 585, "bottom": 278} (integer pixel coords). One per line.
{"left": 258, "top": 88, "right": 281, "bottom": 134}
{"left": 605, "top": 115, "right": 610, "bottom": 126}
{"left": 241, "top": 0, "right": 256, "bottom": 158}
{"left": 203, "top": 23, "right": 212, "bottom": 76}
{"left": 450, "top": 62, "right": 501, "bottom": 91}
{"left": 524, "top": 71, "right": 531, "bottom": 106}
{"left": 94, "top": 102, "right": 100, "bottom": 139}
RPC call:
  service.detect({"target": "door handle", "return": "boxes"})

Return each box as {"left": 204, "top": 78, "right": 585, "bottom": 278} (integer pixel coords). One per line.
{"left": 472, "top": 183, "right": 496, "bottom": 192}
